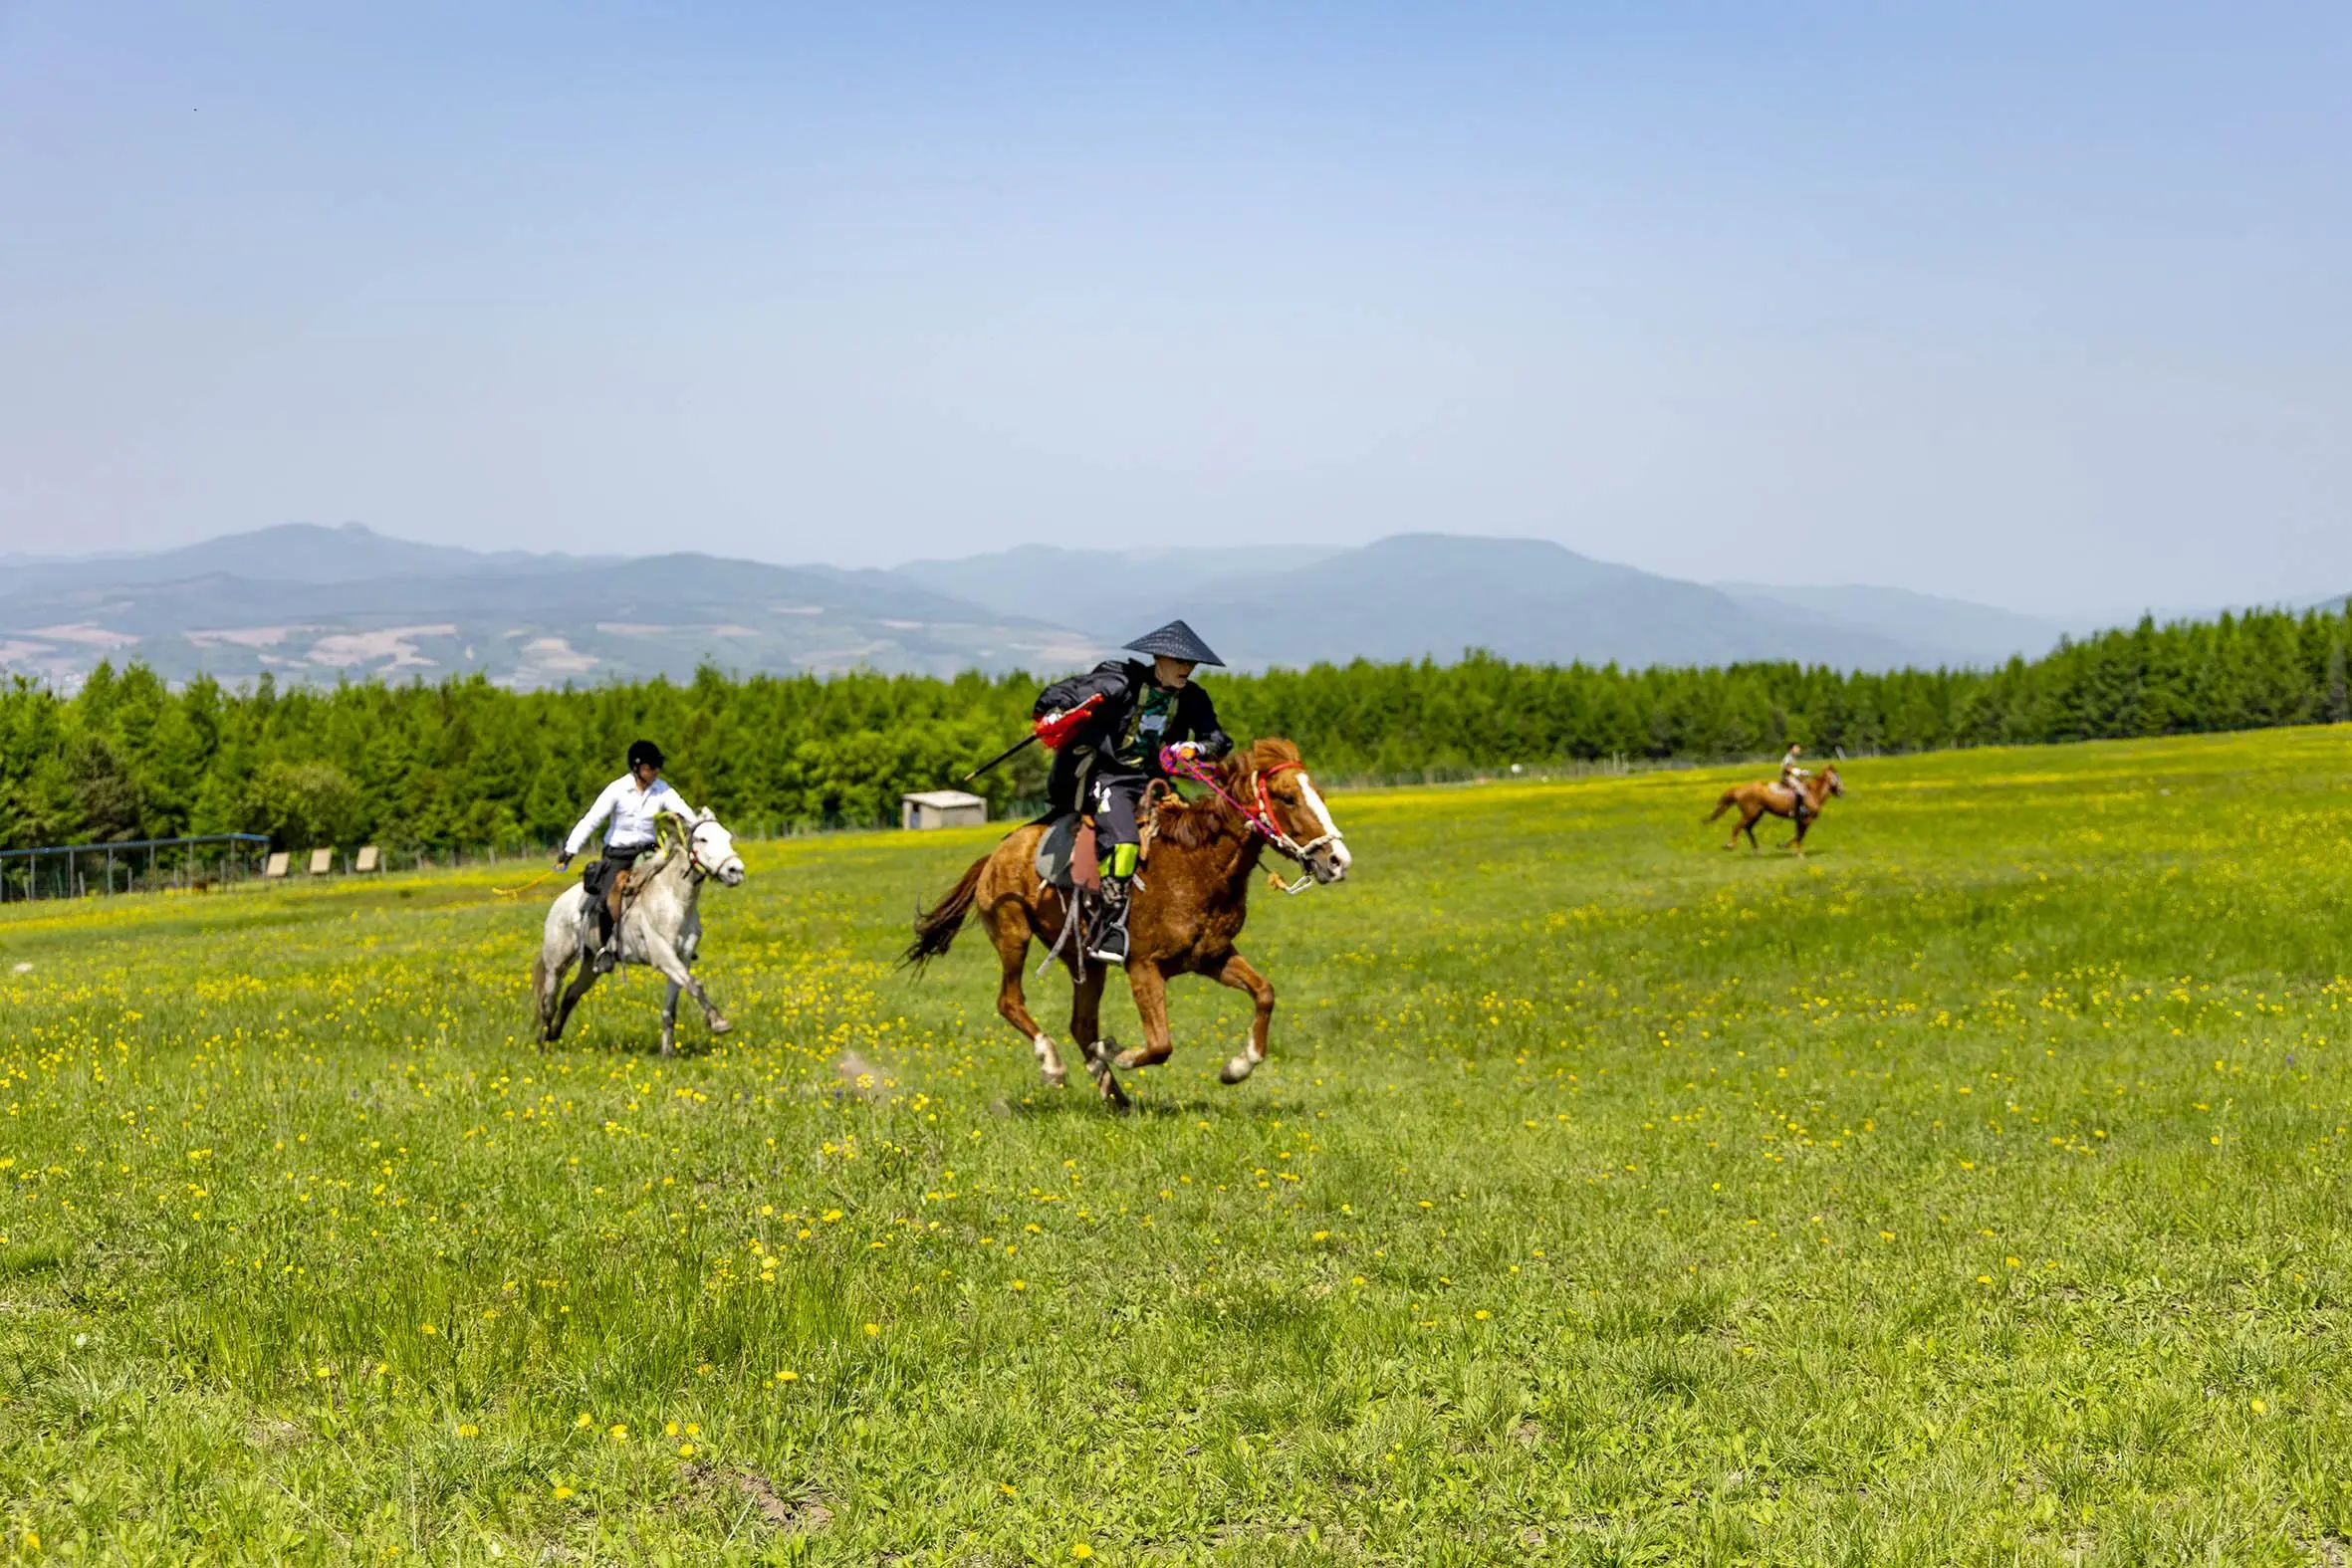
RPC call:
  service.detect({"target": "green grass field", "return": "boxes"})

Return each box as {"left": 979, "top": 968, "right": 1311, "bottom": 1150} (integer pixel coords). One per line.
{"left": 6, "top": 729, "right": 2352, "bottom": 1565}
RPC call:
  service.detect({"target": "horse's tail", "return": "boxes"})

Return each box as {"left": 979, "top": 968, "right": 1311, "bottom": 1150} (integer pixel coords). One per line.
{"left": 904, "top": 855, "right": 988, "bottom": 972}
{"left": 1706, "top": 789, "right": 1738, "bottom": 822}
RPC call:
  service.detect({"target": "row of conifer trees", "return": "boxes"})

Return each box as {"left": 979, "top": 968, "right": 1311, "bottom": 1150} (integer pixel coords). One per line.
{"left": 3, "top": 603, "right": 2347, "bottom": 853}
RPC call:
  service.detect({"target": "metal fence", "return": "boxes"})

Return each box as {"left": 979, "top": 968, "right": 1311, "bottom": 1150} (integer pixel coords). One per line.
{"left": 0, "top": 833, "right": 272, "bottom": 902}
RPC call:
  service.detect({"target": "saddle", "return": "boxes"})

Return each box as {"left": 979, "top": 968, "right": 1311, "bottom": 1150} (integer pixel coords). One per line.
{"left": 1033, "top": 784, "right": 1168, "bottom": 893}
{"left": 596, "top": 838, "right": 675, "bottom": 927}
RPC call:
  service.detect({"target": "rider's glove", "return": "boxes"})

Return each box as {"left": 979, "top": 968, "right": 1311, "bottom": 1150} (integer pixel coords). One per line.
{"left": 1159, "top": 741, "right": 1200, "bottom": 773}
{"left": 554, "top": 850, "right": 573, "bottom": 870}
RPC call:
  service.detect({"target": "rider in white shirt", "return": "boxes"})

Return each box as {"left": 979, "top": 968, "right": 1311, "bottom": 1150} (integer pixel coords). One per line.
{"left": 1778, "top": 742, "right": 1813, "bottom": 832}
{"left": 556, "top": 739, "right": 696, "bottom": 972}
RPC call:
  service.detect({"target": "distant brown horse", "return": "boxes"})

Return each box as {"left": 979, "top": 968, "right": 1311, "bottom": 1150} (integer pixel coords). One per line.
{"left": 903, "top": 738, "right": 1351, "bottom": 1109}
{"left": 1707, "top": 765, "right": 1844, "bottom": 851}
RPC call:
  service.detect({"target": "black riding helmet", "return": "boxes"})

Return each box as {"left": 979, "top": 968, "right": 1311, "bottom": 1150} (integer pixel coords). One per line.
{"left": 627, "top": 739, "right": 666, "bottom": 772}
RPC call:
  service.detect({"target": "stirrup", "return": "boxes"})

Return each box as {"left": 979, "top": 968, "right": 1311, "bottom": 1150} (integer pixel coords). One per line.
{"left": 1085, "top": 887, "right": 1130, "bottom": 965}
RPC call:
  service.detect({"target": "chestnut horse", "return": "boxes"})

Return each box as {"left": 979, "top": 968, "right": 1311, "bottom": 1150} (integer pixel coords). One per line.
{"left": 1707, "top": 765, "right": 1844, "bottom": 851}
{"left": 902, "top": 738, "right": 1351, "bottom": 1109}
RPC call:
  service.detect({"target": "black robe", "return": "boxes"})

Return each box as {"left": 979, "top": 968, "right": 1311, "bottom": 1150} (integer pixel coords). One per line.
{"left": 1034, "top": 660, "right": 1232, "bottom": 814}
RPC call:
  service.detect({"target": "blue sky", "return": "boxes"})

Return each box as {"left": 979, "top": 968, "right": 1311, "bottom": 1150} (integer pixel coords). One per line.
{"left": 2, "top": 2, "right": 2345, "bottom": 614}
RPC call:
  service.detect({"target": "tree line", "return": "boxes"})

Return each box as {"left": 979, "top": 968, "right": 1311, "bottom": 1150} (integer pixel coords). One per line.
{"left": 4, "top": 602, "right": 2347, "bottom": 856}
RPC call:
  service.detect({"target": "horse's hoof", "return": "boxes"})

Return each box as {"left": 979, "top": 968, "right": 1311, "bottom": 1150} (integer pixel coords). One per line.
{"left": 1220, "top": 1055, "right": 1258, "bottom": 1085}
{"left": 1112, "top": 1046, "right": 1150, "bottom": 1070}
{"left": 1087, "top": 1057, "right": 1130, "bottom": 1111}
{"left": 1042, "top": 1066, "right": 1068, "bottom": 1088}
{"left": 708, "top": 1016, "right": 733, "bottom": 1034}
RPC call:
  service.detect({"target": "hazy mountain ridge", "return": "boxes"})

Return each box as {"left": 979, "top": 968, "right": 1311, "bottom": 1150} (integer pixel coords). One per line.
{"left": 0, "top": 527, "right": 1105, "bottom": 689}
{"left": 3, "top": 523, "right": 2128, "bottom": 690}
{"left": 1111, "top": 535, "right": 1927, "bottom": 671}
{"left": 1717, "top": 582, "right": 2068, "bottom": 668}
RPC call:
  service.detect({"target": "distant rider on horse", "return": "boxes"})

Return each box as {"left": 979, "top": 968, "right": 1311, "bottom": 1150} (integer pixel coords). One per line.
{"left": 555, "top": 739, "right": 697, "bottom": 973}
{"left": 1033, "top": 620, "right": 1232, "bottom": 964}
{"left": 1779, "top": 742, "right": 1813, "bottom": 833}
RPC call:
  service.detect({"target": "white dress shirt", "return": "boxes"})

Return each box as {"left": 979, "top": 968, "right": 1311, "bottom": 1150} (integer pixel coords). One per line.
{"left": 566, "top": 775, "right": 698, "bottom": 856}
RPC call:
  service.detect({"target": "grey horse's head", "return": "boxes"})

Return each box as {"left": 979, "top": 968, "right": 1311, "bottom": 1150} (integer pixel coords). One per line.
{"left": 688, "top": 813, "right": 747, "bottom": 886}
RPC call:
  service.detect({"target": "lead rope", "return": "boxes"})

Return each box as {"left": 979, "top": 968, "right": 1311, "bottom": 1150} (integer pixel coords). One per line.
{"left": 1039, "top": 890, "right": 1084, "bottom": 976}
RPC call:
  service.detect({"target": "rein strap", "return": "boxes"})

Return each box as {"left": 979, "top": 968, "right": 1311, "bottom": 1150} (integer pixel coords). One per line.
{"left": 1170, "top": 757, "right": 1343, "bottom": 894}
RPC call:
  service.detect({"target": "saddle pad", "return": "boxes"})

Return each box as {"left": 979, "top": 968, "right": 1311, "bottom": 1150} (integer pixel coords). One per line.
{"left": 1034, "top": 814, "right": 1079, "bottom": 889}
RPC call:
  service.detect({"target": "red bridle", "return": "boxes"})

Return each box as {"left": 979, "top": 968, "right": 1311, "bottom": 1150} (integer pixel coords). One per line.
{"left": 1168, "top": 756, "right": 1343, "bottom": 891}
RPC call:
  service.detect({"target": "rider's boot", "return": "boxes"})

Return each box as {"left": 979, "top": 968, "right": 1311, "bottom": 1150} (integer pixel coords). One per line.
{"left": 588, "top": 905, "right": 620, "bottom": 974}
{"left": 1086, "top": 875, "right": 1132, "bottom": 966}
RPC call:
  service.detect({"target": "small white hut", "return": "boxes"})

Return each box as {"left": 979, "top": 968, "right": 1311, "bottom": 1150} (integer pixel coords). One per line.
{"left": 901, "top": 789, "right": 988, "bottom": 830}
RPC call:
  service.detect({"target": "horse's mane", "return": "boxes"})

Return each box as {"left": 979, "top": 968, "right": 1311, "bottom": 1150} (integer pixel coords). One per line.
{"left": 1151, "top": 738, "right": 1300, "bottom": 851}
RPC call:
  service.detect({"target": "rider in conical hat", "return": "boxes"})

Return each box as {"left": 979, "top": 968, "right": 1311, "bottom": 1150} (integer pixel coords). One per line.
{"left": 1033, "top": 620, "right": 1233, "bottom": 964}
{"left": 555, "top": 739, "right": 697, "bottom": 973}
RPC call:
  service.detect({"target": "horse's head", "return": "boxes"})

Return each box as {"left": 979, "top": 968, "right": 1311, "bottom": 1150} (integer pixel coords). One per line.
{"left": 1240, "top": 738, "right": 1352, "bottom": 885}
{"left": 687, "top": 812, "right": 746, "bottom": 886}
{"left": 1822, "top": 766, "right": 1844, "bottom": 798}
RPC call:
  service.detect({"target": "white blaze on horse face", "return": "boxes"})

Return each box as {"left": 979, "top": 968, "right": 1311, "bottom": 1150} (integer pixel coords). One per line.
{"left": 1296, "top": 773, "right": 1349, "bottom": 875}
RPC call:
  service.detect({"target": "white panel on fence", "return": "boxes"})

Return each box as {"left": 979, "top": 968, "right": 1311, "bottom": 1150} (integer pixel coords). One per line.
{"left": 308, "top": 848, "right": 334, "bottom": 875}
{"left": 264, "top": 852, "right": 291, "bottom": 878}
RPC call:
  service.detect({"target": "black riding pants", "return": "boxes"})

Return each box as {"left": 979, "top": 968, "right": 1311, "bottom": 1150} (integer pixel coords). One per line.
{"left": 1089, "top": 771, "right": 1148, "bottom": 855}
{"left": 581, "top": 844, "right": 647, "bottom": 938}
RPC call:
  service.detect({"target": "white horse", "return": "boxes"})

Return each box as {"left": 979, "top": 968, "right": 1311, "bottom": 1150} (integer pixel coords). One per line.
{"left": 532, "top": 812, "right": 747, "bottom": 1055}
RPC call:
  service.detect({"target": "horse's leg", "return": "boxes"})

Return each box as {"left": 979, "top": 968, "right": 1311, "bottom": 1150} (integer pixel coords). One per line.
{"left": 661, "top": 978, "right": 682, "bottom": 1057}
{"left": 642, "top": 935, "right": 727, "bottom": 1050}
{"left": 1741, "top": 808, "right": 1762, "bottom": 850}
{"left": 1069, "top": 963, "right": 1128, "bottom": 1110}
{"left": 533, "top": 944, "right": 568, "bottom": 1044}
{"left": 986, "top": 899, "right": 1066, "bottom": 1086}
{"left": 1113, "top": 963, "right": 1176, "bottom": 1071}
{"left": 1208, "top": 952, "right": 1276, "bottom": 1085}
{"left": 549, "top": 955, "right": 598, "bottom": 1043}
{"left": 1068, "top": 962, "right": 1105, "bottom": 1066}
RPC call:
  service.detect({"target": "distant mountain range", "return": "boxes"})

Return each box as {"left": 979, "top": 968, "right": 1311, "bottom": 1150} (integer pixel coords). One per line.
{"left": 0, "top": 522, "right": 2088, "bottom": 691}
{"left": 0, "top": 524, "right": 1097, "bottom": 689}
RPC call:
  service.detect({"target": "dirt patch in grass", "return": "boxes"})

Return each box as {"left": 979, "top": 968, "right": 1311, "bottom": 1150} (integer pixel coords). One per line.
{"left": 683, "top": 1462, "right": 832, "bottom": 1534}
